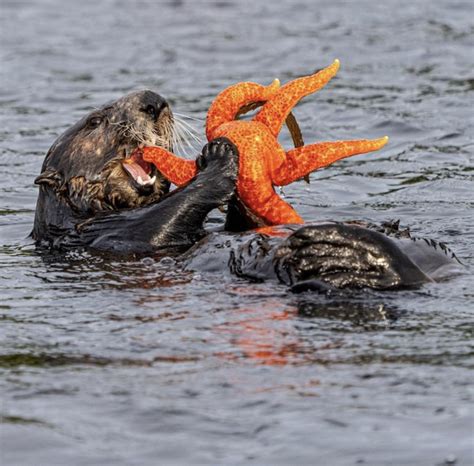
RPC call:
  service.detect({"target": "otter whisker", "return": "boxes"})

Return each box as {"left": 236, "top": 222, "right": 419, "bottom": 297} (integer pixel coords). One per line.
{"left": 172, "top": 114, "right": 204, "bottom": 154}
{"left": 110, "top": 119, "right": 159, "bottom": 150}
{"left": 173, "top": 112, "right": 204, "bottom": 123}
{"left": 173, "top": 118, "right": 204, "bottom": 142}
{"left": 174, "top": 126, "right": 189, "bottom": 159}
{"left": 173, "top": 119, "right": 202, "bottom": 159}
{"left": 174, "top": 120, "right": 202, "bottom": 147}
{"left": 116, "top": 120, "right": 167, "bottom": 150}
{"left": 173, "top": 116, "right": 202, "bottom": 141}
{"left": 159, "top": 117, "right": 174, "bottom": 151}
{"left": 173, "top": 113, "right": 201, "bottom": 132}
{"left": 173, "top": 117, "right": 203, "bottom": 148}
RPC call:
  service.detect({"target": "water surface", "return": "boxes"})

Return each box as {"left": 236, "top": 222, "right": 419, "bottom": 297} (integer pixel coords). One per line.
{"left": 0, "top": 1, "right": 473, "bottom": 464}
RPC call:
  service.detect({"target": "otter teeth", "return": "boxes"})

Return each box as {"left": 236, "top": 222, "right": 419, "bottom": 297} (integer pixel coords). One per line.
{"left": 137, "top": 175, "right": 156, "bottom": 186}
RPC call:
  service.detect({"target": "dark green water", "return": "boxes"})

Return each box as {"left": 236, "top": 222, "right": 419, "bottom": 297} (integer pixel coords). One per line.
{"left": 0, "top": 1, "right": 473, "bottom": 464}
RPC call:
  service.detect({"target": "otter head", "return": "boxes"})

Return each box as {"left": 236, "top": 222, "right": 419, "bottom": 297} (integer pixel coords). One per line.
{"left": 34, "top": 91, "right": 173, "bottom": 219}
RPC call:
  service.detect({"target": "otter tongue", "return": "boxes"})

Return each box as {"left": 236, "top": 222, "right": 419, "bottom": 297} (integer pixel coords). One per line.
{"left": 123, "top": 161, "right": 150, "bottom": 181}
{"left": 123, "top": 159, "right": 157, "bottom": 186}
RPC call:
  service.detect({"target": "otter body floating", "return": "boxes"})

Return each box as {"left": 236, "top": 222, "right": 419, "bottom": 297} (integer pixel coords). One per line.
{"left": 141, "top": 60, "right": 388, "bottom": 225}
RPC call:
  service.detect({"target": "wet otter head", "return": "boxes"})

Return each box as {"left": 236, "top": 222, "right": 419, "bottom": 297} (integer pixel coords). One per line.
{"left": 35, "top": 90, "right": 173, "bottom": 217}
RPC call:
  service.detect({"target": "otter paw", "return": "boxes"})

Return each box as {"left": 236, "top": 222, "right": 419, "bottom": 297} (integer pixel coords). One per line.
{"left": 197, "top": 137, "right": 239, "bottom": 182}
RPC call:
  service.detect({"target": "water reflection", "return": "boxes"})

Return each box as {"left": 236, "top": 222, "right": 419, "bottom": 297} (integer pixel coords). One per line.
{"left": 213, "top": 288, "right": 406, "bottom": 367}
{"left": 214, "top": 305, "right": 302, "bottom": 366}
{"left": 295, "top": 295, "right": 404, "bottom": 326}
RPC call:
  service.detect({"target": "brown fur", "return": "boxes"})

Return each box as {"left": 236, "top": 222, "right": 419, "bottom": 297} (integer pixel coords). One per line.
{"left": 34, "top": 91, "right": 174, "bottom": 232}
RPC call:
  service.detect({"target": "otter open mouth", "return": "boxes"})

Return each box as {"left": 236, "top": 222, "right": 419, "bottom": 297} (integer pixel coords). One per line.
{"left": 122, "top": 149, "right": 157, "bottom": 188}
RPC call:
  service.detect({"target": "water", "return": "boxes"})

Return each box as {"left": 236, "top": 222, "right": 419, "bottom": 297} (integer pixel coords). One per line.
{"left": 1, "top": 1, "right": 473, "bottom": 464}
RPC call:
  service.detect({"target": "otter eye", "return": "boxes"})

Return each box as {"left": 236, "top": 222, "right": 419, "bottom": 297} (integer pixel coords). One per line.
{"left": 88, "top": 116, "right": 103, "bottom": 128}
{"left": 145, "top": 104, "right": 157, "bottom": 120}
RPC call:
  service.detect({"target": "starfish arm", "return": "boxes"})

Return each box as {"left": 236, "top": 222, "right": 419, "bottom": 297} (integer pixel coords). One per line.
{"left": 206, "top": 80, "right": 280, "bottom": 141}
{"left": 272, "top": 137, "right": 389, "bottom": 186}
{"left": 142, "top": 146, "right": 197, "bottom": 186}
{"left": 254, "top": 59, "right": 340, "bottom": 137}
{"left": 238, "top": 179, "right": 304, "bottom": 225}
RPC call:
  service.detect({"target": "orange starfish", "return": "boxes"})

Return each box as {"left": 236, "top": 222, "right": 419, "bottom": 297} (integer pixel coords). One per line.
{"left": 142, "top": 59, "right": 388, "bottom": 225}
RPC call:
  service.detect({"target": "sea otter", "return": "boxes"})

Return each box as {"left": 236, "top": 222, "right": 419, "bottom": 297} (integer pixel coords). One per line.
{"left": 32, "top": 90, "right": 461, "bottom": 290}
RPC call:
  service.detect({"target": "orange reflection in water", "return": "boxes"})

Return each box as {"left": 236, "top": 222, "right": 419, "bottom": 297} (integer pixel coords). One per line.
{"left": 214, "top": 292, "right": 306, "bottom": 366}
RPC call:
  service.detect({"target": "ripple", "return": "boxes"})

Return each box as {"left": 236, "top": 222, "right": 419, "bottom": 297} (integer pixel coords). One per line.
{"left": 0, "top": 0, "right": 473, "bottom": 464}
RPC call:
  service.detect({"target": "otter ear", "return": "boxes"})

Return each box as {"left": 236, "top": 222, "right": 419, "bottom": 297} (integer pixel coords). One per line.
{"left": 34, "top": 169, "right": 63, "bottom": 188}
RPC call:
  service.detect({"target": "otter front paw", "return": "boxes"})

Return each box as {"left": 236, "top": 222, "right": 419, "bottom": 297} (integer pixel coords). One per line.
{"left": 197, "top": 137, "right": 239, "bottom": 183}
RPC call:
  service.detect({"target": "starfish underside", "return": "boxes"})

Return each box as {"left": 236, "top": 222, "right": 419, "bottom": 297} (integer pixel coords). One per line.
{"left": 142, "top": 59, "right": 388, "bottom": 225}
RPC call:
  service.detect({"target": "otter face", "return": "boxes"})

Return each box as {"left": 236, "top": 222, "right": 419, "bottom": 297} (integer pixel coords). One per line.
{"left": 35, "top": 90, "right": 174, "bottom": 213}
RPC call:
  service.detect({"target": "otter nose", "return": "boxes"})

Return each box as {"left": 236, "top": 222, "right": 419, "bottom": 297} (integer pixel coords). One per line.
{"left": 141, "top": 91, "right": 169, "bottom": 122}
